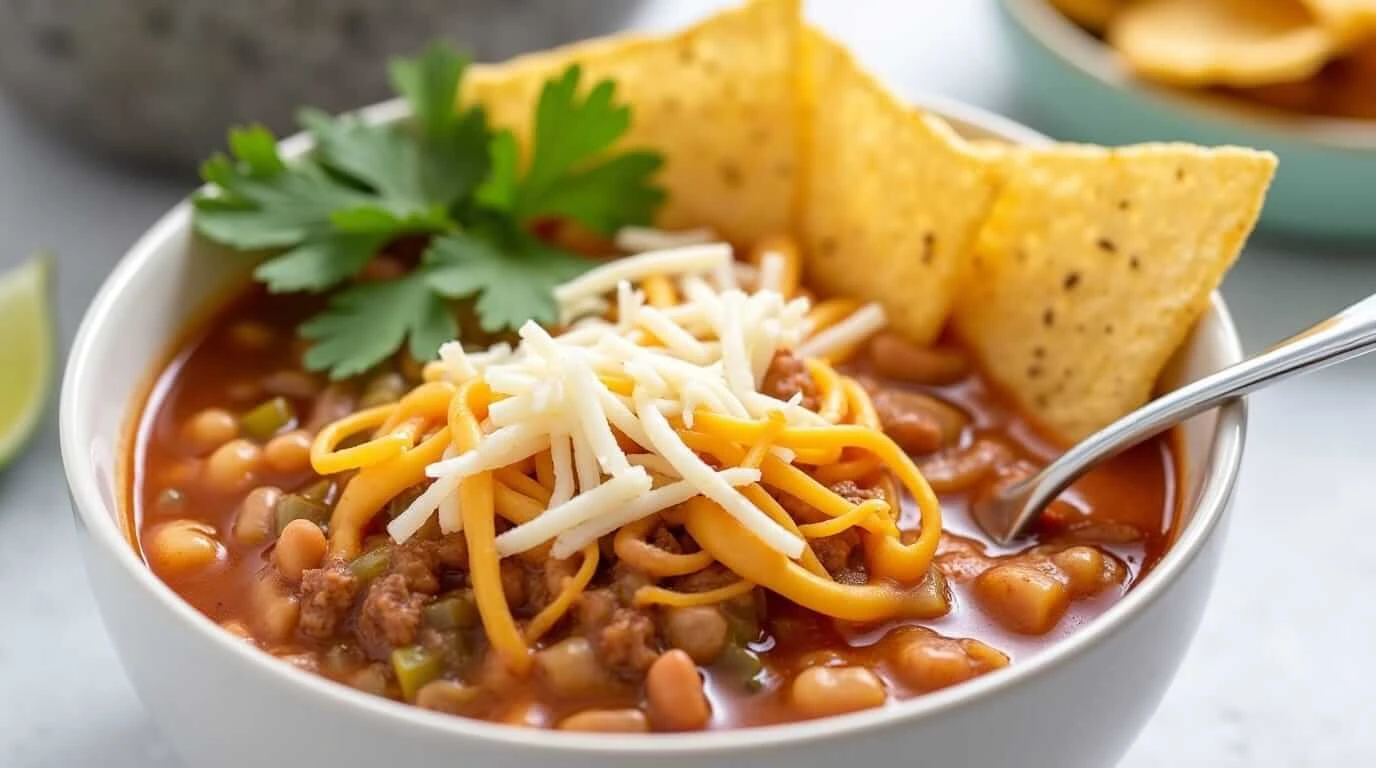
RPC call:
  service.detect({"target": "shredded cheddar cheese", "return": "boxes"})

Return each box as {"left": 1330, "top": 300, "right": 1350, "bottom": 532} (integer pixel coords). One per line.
{"left": 309, "top": 236, "right": 944, "bottom": 673}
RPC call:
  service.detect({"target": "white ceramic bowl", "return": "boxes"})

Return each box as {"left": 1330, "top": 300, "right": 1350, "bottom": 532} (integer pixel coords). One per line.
{"left": 60, "top": 98, "right": 1246, "bottom": 768}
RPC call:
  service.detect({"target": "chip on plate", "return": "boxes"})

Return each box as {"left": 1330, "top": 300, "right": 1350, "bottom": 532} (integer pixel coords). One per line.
{"left": 1109, "top": 0, "right": 1337, "bottom": 87}
{"left": 463, "top": 0, "right": 802, "bottom": 247}
{"left": 953, "top": 143, "right": 1276, "bottom": 442}
{"left": 1050, "top": 0, "right": 1128, "bottom": 33}
{"left": 797, "top": 29, "right": 999, "bottom": 345}
{"left": 1301, "top": 0, "right": 1376, "bottom": 42}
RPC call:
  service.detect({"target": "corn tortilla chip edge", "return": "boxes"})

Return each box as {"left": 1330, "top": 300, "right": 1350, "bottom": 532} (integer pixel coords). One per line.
{"left": 796, "top": 25, "right": 1001, "bottom": 346}
{"left": 954, "top": 142, "right": 1276, "bottom": 443}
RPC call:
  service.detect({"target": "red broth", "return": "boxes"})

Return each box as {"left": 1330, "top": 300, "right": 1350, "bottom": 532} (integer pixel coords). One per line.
{"left": 127, "top": 286, "right": 1175, "bottom": 730}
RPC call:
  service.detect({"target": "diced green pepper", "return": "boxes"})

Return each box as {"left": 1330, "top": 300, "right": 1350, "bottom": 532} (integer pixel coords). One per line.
{"left": 300, "top": 478, "right": 336, "bottom": 507}
{"left": 241, "top": 396, "right": 295, "bottom": 441}
{"left": 359, "top": 372, "right": 406, "bottom": 409}
{"left": 715, "top": 644, "right": 765, "bottom": 692}
{"left": 724, "top": 607, "right": 761, "bottom": 646}
{"left": 348, "top": 546, "right": 392, "bottom": 582}
{"left": 274, "top": 494, "right": 329, "bottom": 535}
{"left": 423, "top": 591, "right": 479, "bottom": 631}
{"left": 391, "top": 645, "right": 442, "bottom": 701}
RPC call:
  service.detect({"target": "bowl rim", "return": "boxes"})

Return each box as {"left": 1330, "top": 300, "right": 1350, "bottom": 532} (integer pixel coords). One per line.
{"left": 59, "top": 94, "right": 1247, "bottom": 756}
{"left": 1001, "top": 0, "right": 1376, "bottom": 152}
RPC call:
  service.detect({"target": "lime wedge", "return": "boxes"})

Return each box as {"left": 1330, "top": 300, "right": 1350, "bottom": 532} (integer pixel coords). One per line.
{"left": 0, "top": 252, "right": 54, "bottom": 468}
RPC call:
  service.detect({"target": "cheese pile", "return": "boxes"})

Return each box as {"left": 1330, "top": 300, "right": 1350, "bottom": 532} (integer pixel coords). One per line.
{"left": 386, "top": 236, "right": 888, "bottom": 562}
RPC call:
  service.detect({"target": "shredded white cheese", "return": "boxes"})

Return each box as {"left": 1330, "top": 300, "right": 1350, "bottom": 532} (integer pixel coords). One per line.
{"left": 495, "top": 467, "right": 653, "bottom": 556}
{"left": 797, "top": 302, "right": 888, "bottom": 360}
{"left": 390, "top": 242, "right": 891, "bottom": 563}
{"left": 550, "top": 467, "right": 760, "bottom": 559}
{"left": 757, "top": 251, "right": 787, "bottom": 294}
{"left": 553, "top": 244, "right": 731, "bottom": 311}
{"left": 614, "top": 226, "right": 717, "bottom": 253}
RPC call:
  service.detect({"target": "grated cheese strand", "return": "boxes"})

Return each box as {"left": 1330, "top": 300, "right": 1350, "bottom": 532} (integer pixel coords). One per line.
{"left": 393, "top": 251, "right": 890, "bottom": 552}
{"left": 554, "top": 243, "right": 732, "bottom": 311}
{"left": 548, "top": 431, "right": 575, "bottom": 508}
{"left": 636, "top": 392, "right": 804, "bottom": 559}
{"left": 494, "top": 467, "right": 652, "bottom": 557}
{"left": 550, "top": 467, "right": 760, "bottom": 559}
{"left": 614, "top": 226, "right": 716, "bottom": 253}
{"left": 797, "top": 302, "right": 888, "bottom": 360}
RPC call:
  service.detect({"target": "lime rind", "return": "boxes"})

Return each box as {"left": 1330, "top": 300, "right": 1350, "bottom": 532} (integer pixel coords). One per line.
{"left": 0, "top": 251, "right": 55, "bottom": 468}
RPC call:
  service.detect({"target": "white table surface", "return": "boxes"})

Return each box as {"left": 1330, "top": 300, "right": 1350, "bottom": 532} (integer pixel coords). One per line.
{"left": 2, "top": 2, "right": 1373, "bottom": 766}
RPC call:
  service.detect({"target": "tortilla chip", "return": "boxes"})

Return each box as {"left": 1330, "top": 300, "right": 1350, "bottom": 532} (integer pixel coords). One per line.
{"left": 463, "top": 0, "right": 801, "bottom": 246}
{"left": 1109, "top": 0, "right": 1337, "bottom": 87}
{"left": 1051, "top": 0, "right": 1127, "bottom": 33}
{"left": 1301, "top": 0, "right": 1376, "bottom": 42}
{"left": 953, "top": 144, "right": 1276, "bottom": 443}
{"left": 797, "top": 29, "right": 999, "bottom": 345}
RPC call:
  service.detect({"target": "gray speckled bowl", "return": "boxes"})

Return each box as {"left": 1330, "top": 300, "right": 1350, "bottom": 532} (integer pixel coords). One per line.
{"left": 0, "top": 0, "right": 640, "bottom": 169}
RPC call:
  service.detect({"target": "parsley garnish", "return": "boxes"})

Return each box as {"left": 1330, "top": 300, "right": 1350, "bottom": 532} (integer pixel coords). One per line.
{"left": 193, "top": 43, "right": 665, "bottom": 378}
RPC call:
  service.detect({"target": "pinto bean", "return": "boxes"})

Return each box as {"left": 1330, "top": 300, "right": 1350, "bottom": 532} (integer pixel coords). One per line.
{"left": 645, "top": 649, "right": 710, "bottom": 731}
{"left": 274, "top": 519, "right": 327, "bottom": 584}
{"left": 919, "top": 439, "right": 1014, "bottom": 493}
{"left": 147, "top": 520, "right": 224, "bottom": 574}
{"left": 535, "top": 638, "right": 615, "bottom": 698}
{"left": 250, "top": 572, "right": 300, "bottom": 643}
{"left": 973, "top": 563, "right": 1070, "bottom": 635}
{"left": 871, "top": 389, "right": 967, "bottom": 453}
{"left": 233, "top": 486, "right": 281, "bottom": 545}
{"left": 791, "top": 666, "right": 886, "bottom": 718}
{"left": 867, "top": 332, "right": 971, "bottom": 385}
{"left": 1051, "top": 545, "right": 1125, "bottom": 597}
{"left": 416, "top": 680, "right": 485, "bottom": 717}
{"left": 182, "top": 408, "right": 238, "bottom": 455}
{"left": 660, "top": 606, "right": 729, "bottom": 664}
{"left": 205, "top": 439, "right": 263, "bottom": 493}
{"left": 558, "top": 708, "right": 651, "bottom": 733}
{"left": 265, "top": 430, "right": 313, "bottom": 474}
{"left": 888, "top": 627, "right": 1008, "bottom": 693}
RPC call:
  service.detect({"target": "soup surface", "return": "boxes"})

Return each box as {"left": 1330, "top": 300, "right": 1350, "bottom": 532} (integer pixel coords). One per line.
{"left": 128, "top": 278, "right": 1177, "bottom": 731}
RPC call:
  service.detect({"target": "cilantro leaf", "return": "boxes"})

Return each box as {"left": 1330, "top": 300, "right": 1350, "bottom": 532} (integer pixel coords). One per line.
{"left": 195, "top": 127, "right": 374, "bottom": 249}
{"left": 474, "top": 131, "right": 520, "bottom": 212}
{"left": 298, "top": 108, "right": 430, "bottom": 213}
{"left": 477, "top": 65, "right": 664, "bottom": 234}
{"left": 224, "top": 124, "right": 286, "bottom": 177}
{"left": 527, "top": 69, "right": 630, "bottom": 192}
{"left": 299, "top": 271, "right": 457, "bottom": 379}
{"left": 389, "top": 43, "right": 492, "bottom": 206}
{"left": 524, "top": 152, "right": 665, "bottom": 234}
{"left": 388, "top": 42, "right": 469, "bottom": 147}
{"left": 193, "top": 43, "right": 666, "bottom": 380}
{"left": 253, "top": 233, "right": 386, "bottom": 293}
{"left": 426, "top": 225, "right": 594, "bottom": 332}
{"left": 329, "top": 204, "right": 453, "bottom": 235}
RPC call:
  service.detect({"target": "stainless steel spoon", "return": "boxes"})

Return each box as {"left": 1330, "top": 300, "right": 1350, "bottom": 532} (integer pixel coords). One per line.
{"left": 978, "top": 292, "right": 1376, "bottom": 545}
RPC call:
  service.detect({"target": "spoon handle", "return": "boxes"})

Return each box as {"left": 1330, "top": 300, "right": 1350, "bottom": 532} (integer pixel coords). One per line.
{"left": 1001, "top": 292, "right": 1376, "bottom": 543}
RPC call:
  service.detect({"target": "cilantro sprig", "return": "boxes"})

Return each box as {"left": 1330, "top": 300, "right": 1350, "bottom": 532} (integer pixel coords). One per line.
{"left": 193, "top": 43, "right": 665, "bottom": 379}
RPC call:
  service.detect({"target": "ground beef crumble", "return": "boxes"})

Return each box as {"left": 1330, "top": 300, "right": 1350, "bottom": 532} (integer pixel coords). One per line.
{"left": 297, "top": 561, "right": 359, "bottom": 641}
{"left": 761, "top": 351, "right": 820, "bottom": 410}
{"left": 389, "top": 535, "right": 468, "bottom": 595}
{"left": 577, "top": 589, "right": 660, "bottom": 679}
{"left": 356, "top": 574, "right": 427, "bottom": 660}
